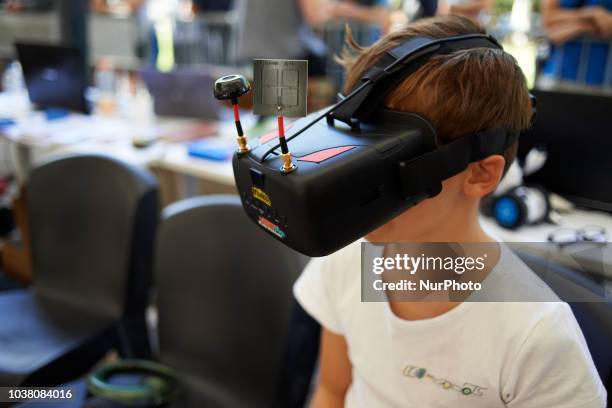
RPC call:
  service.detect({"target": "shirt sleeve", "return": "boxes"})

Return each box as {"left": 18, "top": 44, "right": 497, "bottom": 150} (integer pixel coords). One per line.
{"left": 293, "top": 257, "right": 344, "bottom": 335}
{"left": 503, "top": 303, "right": 607, "bottom": 408}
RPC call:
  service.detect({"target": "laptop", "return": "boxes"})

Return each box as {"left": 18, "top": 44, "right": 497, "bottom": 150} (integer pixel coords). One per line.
{"left": 518, "top": 89, "right": 612, "bottom": 212}
{"left": 140, "top": 69, "right": 223, "bottom": 120}
{"left": 15, "top": 42, "right": 89, "bottom": 114}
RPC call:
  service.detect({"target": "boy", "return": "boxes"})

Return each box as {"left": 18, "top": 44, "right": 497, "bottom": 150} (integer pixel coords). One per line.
{"left": 294, "top": 15, "right": 606, "bottom": 407}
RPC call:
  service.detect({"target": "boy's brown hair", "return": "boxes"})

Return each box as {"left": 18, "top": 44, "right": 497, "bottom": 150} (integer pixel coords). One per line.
{"left": 339, "top": 15, "right": 532, "bottom": 171}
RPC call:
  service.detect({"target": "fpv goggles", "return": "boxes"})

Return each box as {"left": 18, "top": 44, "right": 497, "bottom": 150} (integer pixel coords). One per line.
{"left": 225, "top": 34, "right": 534, "bottom": 256}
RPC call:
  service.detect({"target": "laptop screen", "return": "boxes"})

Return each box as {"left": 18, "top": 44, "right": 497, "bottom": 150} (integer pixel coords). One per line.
{"left": 15, "top": 42, "right": 89, "bottom": 114}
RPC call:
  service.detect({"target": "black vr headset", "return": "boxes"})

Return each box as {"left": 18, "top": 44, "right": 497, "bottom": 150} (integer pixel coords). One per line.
{"left": 231, "top": 34, "right": 535, "bottom": 257}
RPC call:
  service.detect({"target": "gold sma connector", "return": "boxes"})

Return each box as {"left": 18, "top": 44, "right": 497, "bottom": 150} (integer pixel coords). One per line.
{"left": 280, "top": 152, "right": 297, "bottom": 174}
{"left": 236, "top": 135, "right": 250, "bottom": 154}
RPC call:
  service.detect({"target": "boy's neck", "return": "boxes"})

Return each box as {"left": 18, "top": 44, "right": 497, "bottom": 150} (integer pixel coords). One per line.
{"left": 379, "top": 203, "right": 497, "bottom": 321}
{"left": 410, "top": 218, "right": 492, "bottom": 243}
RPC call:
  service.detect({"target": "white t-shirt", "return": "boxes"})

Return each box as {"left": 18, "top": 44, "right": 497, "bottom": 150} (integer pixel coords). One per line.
{"left": 294, "top": 241, "right": 607, "bottom": 408}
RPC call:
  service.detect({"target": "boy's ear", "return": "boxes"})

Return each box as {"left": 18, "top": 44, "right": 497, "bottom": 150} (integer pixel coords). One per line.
{"left": 462, "top": 155, "right": 506, "bottom": 198}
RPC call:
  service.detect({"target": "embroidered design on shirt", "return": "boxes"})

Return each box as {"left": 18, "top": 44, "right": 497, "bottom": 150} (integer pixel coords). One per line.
{"left": 403, "top": 365, "right": 486, "bottom": 397}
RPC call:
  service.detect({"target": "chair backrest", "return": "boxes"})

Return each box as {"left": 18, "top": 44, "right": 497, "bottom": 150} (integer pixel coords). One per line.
{"left": 517, "top": 250, "right": 612, "bottom": 390}
{"left": 27, "top": 154, "right": 159, "bottom": 319}
{"left": 155, "top": 195, "right": 308, "bottom": 407}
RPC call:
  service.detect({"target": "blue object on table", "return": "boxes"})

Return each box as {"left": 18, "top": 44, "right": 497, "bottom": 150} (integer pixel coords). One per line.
{"left": 44, "top": 107, "right": 71, "bottom": 121}
{"left": 493, "top": 196, "right": 522, "bottom": 229}
{"left": 0, "top": 118, "right": 16, "bottom": 129}
{"left": 188, "top": 139, "right": 234, "bottom": 161}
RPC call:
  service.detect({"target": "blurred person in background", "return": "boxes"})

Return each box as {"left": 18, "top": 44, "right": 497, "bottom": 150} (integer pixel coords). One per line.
{"left": 539, "top": 0, "right": 612, "bottom": 89}
{"left": 191, "top": 0, "right": 232, "bottom": 12}
{"left": 90, "top": 0, "right": 144, "bottom": 14}
{"left": 325, "top": 0, "right": 394, "bottom": 33}
{"left": 402, "top": 0, "right": 491, "bottom": 26}
{"left": 238, "top": 0, "right": 394, "bottom": 76}
{"left": 402, "top": 0, "right": 440, "bottom": 21}
{"left": 2, "top": 0, "right": 55, "bottom": 11}
{"left": 437, "top": 0, "right": 494, "bottom": 24}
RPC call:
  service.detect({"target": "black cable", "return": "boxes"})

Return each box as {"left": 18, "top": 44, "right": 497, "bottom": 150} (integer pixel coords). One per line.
{"left": 259, "top": 80, "right": 371, "bottom": 162}
{"left": 235, "top": 120, "right": 244, "bottom": 137}
{"left": 279, "top": 137, "right": 289, "bottom": 154}
{"left": 278, "top": 116, "right": 289, "bottom": 155}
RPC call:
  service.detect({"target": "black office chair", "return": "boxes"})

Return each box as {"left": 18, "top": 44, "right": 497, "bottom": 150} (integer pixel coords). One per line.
{"left": 154, "top": 195, "right": 309, "bottom": 407}
{"left": 517, "top": 250, "right": 612, "bottom": 404}
{"left": 0, "top": 154, "right": 158, "bottom": 387}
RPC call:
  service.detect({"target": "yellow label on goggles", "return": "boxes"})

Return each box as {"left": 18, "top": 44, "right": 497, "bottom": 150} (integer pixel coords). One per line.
{"left": 251, "top": 187, "right": 271, "bottom": 206}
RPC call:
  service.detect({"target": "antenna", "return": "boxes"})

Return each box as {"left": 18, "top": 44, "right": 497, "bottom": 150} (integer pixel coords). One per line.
{"left": 214, "top": 74, "right": 252, "bottom": 154}
{"left": 253, "top": 59, "right": 308, "bottom": 174}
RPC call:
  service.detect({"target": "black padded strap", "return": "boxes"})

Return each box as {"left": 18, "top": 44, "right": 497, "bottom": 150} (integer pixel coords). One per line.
{"left": 330, "top": 34, "right": 502, "bottom": 125}
{"left": 398, "top": 129, "right": 519, "bottom": 199}
{"left": 388, "top": 36, "right": 438, "bottom": 60}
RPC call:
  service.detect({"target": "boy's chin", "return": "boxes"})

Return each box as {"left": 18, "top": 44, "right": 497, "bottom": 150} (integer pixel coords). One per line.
{"left": 365, "top": 222, "right": 402, "bottom": 243}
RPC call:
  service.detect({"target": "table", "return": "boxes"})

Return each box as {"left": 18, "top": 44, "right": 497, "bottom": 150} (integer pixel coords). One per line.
{"left": 0, "top": 95, "right": 241, "bottom": 203}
